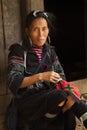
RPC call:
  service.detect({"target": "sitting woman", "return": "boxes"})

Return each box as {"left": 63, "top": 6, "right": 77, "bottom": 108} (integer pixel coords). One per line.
{"left": 7, "top": 10, "right": 87, "bottom": 130}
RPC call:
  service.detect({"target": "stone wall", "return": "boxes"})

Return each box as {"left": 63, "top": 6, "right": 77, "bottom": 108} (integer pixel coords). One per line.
{"left": 0, "top": 0, "right": 22, "bottom": 129}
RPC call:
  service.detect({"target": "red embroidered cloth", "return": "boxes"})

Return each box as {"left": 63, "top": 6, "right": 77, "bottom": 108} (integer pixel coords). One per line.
{"left": 55, "top": 80, "right": 81, "bottom": 99}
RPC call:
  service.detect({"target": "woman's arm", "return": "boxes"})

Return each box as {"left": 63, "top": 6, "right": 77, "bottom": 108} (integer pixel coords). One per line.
{"left": 8, "top": 44, "right": 62, "bottom": 94}
{"left": 20, "top": 71, "right": 61, "bottom": 88}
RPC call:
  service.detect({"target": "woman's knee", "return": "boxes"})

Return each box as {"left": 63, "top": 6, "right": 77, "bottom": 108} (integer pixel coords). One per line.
{"left": 58, "top": 100, "right": 66, "bottom": 107}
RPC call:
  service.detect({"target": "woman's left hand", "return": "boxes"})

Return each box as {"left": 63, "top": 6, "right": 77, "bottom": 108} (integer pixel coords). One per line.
{"left": 39, "top": 71, "right": 62, "bottom": 83}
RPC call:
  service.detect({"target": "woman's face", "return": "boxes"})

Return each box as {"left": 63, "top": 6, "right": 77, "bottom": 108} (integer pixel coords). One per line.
{"left": 26, "top": 18, "right": 49, "bottom": 47}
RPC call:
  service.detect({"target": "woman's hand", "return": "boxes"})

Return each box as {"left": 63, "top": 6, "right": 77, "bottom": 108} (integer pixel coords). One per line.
{"left": 39, "top": 71, "right": 62, "bottom": 83}
{"left": 21, "top": 71, "right": 62, "bottom": 88}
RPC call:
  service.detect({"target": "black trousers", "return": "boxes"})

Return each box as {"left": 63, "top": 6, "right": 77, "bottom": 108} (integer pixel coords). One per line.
{"left": 16, "top": 110, "right": 76, "bottom": 130}
{"left": 16, "top": 88, "right": 76, "bottom": 130}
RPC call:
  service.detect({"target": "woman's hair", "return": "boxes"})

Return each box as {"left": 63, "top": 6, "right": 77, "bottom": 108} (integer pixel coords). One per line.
{"left": 25, "top": 10, "right": 56, "bottom": 36}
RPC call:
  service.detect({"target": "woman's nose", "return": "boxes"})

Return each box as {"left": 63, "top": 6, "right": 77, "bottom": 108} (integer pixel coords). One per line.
{"left": 39, "top": 30, "right": 43, "bottom": 36}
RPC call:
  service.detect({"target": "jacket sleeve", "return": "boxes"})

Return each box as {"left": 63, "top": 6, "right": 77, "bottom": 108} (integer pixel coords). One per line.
{"left": 51, "top": 48, "right": 66, "bottom": 80}
{"left": 7, "top": 44, "right": 24, "bottom": 96}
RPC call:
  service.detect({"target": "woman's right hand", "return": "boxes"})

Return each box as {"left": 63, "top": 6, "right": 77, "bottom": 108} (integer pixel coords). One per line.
{"left": 39, "top": 71, "right": 62, "bottom": 83}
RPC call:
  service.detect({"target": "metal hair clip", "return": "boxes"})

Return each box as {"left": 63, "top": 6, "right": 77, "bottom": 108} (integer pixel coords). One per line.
{"left": 33, "top": 10, "right": 48, "bottom": 17}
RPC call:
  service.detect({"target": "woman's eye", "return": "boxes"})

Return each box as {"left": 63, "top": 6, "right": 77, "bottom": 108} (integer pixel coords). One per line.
{"left": 31, "top": 27, "right": 48, "bottom": 32}
{"left": 43, "top": 27, "right": 48, "bottom": 31}
{"left": 32, "top": 28, "right": 38, "bottom": 31}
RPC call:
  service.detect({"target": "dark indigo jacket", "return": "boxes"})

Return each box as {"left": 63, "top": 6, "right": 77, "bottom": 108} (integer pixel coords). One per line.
{"left": 8, "top": 41, "right": 66, "bottom": 97}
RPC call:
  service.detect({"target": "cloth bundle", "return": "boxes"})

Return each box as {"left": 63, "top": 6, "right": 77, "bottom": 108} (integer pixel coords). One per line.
{"left": 55, "top": 80, "right": 81, "bottom": 99}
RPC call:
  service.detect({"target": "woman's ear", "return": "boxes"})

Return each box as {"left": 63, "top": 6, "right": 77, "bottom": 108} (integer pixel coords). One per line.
{"left": 47, "top": 35, "right": 51, "bottom": 44}
{"left": 48, "top": 28, "right": 49, "bottom": 34}
{"left": 25, "top": 28, "right": 32, "bottom": 46}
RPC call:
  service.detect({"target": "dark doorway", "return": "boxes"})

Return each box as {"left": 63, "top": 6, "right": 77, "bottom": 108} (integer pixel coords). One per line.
{"left": 44, "top": 0, "right": 86, "bottom": 81}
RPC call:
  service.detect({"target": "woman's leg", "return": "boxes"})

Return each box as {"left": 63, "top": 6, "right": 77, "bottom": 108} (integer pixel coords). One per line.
{"left": 62, "top": 93, "right": 87, "bottom": 128}
{"left": 64, "top": 110, "right": 76, "bottom": 130}
{"left": 16, "top": 89, "right": 67, "bottom": 121}
{"left": 17, "top": 88, "right": 87, "bottom": 129}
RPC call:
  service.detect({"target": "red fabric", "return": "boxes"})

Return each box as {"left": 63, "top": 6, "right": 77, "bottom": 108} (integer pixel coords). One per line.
{"left": 55, "top": 80, "right": 81, "bottom": 99}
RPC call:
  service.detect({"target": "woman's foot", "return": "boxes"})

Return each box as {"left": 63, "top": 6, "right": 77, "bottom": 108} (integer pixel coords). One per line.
{"left": 62, "top": 93, "right": 87, "bottom": 128}
{"left": 79, "top": 112, "right": 87, "bottom": 128}
{"left": 71, "top": 102, "right": 87, "bottom": 128}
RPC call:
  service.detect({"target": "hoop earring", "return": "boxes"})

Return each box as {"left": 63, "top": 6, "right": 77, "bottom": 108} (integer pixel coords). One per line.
{"left": 29, "top": 37, "right": 32, "bottom": 46}
{"left": 24, "top": 33, "right": 29, "bottom": 43}
{"left": 47, "top": 36, "right": 51, "bottom": 44}
{"left": 24, "top": 33, "right": 32, "bottom": 46}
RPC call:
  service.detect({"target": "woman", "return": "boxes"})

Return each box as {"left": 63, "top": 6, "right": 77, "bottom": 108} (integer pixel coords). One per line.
{"left": 8, "top": 10, "right": 87, "bottom": 130}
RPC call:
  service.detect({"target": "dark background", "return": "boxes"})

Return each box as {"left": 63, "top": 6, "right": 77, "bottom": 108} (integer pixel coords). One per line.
{"left": 44, "top": 0, "right": 86, "bottom": 81}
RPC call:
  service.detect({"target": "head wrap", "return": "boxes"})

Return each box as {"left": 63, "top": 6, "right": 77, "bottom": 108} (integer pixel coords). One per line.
{"left": 25, "top": 10, "right": 49, "bottom": 28}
